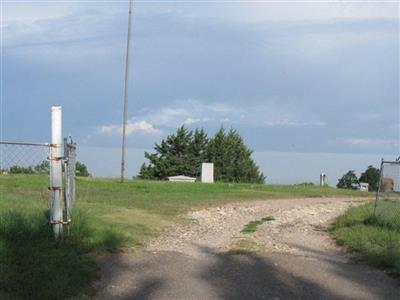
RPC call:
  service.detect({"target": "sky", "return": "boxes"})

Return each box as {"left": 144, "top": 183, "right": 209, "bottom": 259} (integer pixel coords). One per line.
{"left": 1, "top": 1, "right": 399, "bottom": 183}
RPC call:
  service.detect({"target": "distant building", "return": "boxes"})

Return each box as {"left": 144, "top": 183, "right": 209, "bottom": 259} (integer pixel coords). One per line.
{"left": 168, "top": 175, "right": 196, "bottom": 182}
{"left": 359, "top": 182, "right": 369, "bottom": 192}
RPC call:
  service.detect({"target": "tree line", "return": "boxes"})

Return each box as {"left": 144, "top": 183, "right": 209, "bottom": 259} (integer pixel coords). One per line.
{"left": 337, "top": 165, "right": 380, "bottom": 191}
{"left": 139, "top": 126, "right": 265, "bottom": 183}
{"left": 4, "top": 160, "right": 90, "bottom": 177}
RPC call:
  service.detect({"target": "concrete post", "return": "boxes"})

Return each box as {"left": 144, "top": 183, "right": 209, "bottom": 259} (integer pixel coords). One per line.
{"left": 50, "top": 106, "right": 63, "bottom": 238}
{"left": 201, "top": 163, "right": 214, "bottom": 183}
{"left": 320, "top": 172, "right": 327, "bottom": 186}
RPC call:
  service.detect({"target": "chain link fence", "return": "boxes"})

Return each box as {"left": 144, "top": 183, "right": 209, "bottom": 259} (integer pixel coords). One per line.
{"left": 0, "top": 142, "right": 50, "bottom": 174}
{"left": 64, "top": 138, "right": 76, "bottom": 223}
{"left": 1, "top": 139, "right": 77, "bottom": 231}
{"left": 374, "top": 159, "right": 400, "bottom": 229}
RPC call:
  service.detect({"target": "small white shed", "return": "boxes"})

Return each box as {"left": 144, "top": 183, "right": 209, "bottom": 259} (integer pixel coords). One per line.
{"left": 168, "top": 175, "right": 196, "bottom": 183}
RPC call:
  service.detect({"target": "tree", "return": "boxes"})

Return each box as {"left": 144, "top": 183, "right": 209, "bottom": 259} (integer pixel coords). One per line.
{"left": 188, "top": 128, "right": 209, "bottom": 173}
{"left": 76, "top": 161, "right": 90, "bottom": 177}
{"left": 138, "top": 163, "right": 155, "bottom": 180}
{"left": 139, "top": 126, "right": 207, "bottom": 179}
{"left": 138, "top": 126, "right": 265, "bottom": 183}
{"left": 207, "top": 127, "right": 265, "bottom": 183}
{"left": 337, "top": 170, "right": 359, "bottom": 189}
{"left": 34, "top": 160, "right": 50, "bottom": 173}
{"left": 359, "top": 165, "right": 380, "bottom": 191}
{"left": 9, "top": 165, "right": 35, "bottom": 174}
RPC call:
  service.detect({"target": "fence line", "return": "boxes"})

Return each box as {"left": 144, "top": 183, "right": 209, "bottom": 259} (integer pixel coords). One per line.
{"left": 64, "top": 138, "right": 76, "bottom": 223}
{"left": 1, "top": 137, "right": 77, "bottom": 237}
{"left": 0, "top": 141, "right": 51, "bottom": 173}
{"left": 374, "top": 158, "right": 400, "bottom": 229}
{"left": 0, "top": 141, "right": 50, "bottom": 147}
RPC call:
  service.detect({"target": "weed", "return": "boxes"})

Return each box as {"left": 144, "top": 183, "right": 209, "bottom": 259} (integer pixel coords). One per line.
{"left": 241, "top": 216, "right": 275, "bottom": 233}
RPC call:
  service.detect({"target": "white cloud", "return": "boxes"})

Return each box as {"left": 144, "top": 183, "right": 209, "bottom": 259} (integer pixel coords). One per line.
{"left": 100, "top": 125, "right": 115, "bottom": 134}
{"left": 151, "top": 107, "right": 191, "bottom": 126}
{"left": 100, "top": 120, "right": 161, "bottom": 136}
{"left": 99, "top": 99, "right": 326, "bottom": 132}
{"left": 126, "top": 121, "right": 162, "bottom": 135}
{"left": 134, "top": 99, "right": 234, "bottom": 128}
{"left": 183, "top": 117, "right": 200, "bottom": 125}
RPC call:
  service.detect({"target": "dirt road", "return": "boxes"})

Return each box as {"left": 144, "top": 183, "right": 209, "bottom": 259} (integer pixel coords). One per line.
{"left": 95, "top": 198, "right": 399, "bottom": 299}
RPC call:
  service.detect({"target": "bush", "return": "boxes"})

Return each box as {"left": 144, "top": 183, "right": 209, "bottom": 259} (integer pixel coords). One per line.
{"left": 337, "top": 170, "right": 359, "bottom": 189}
{"left": 76, "top": 162, "right": 90, "bottom": 177}
{"left": 9, "top": 165, "right": 35, "bottom": 174}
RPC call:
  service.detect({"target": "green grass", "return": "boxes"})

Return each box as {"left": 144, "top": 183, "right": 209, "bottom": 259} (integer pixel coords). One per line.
{"left": 0, "top": 174, "right": 370, "bottom": 299}
{"left": 241, "top": 216, "right": 275, "bottom": 233}
{"left": 331, "top": 202, "right": 400, "bottom": 278}
{"left": 375, "top": 199, "right": 400, "bottom": 229}
{"left": 0, "top": 210, "right": 99, "bottom": 299}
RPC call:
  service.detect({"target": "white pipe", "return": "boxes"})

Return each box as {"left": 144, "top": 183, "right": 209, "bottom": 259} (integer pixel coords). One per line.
{"left": 50, "top": 106, "right": 63, "bottom": 238}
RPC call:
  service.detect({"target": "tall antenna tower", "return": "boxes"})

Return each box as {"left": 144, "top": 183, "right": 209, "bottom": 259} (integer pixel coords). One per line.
{"left": 120, "top": 0, "right": 133, "bottom": 182}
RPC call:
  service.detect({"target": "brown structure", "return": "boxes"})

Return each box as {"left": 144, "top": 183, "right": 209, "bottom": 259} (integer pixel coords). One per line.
{"left": 382, "top": 177, "right": 394, "bottom": 192}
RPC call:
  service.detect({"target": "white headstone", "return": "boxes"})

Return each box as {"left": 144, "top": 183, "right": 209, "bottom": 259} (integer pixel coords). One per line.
{"left": 201, "top": 163, "right": 214, "bottom": 183}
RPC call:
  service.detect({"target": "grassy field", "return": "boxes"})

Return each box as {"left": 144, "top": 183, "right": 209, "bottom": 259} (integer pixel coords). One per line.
{"left": 375, "top": 199, "right": 400, "bottom": 229}
{"left": 331, "top": 202, "right": 400, "bottom": 279}
{"left": 0, "top": 174, "right": 370, "bottom": 299}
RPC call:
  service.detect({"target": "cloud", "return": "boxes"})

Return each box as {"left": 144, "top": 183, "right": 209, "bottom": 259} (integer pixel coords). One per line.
{"left": 183, "top": 117, "right": 200, "bottom": 125}
{"left": 3, "top": 2, "right": 397, "bottom": 156}
{"left": 100, "top": 120, "right": 161, "bottom": 136}
{"left": 140, "top": 2, "right": 398, "bottom": 24}
{"left": 4, "top": 2, "right": 396, "bottom": 30}
{"left": 100, "top": 99, "right": 326, "bottom": 133}
{"left": 150, "top": 107, "right": 191, "bottom": 126}
{"left": 132, "top": 100, "right": 232, "bottom": 128}
{"left": 264, "top": 118, "right": 326, "bottom": 127}
{"left": 344, "top": 138, "right": 398, "bottom": 148}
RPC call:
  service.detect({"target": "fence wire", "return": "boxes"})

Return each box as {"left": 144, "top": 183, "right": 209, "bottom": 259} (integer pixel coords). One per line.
{"left": 375, "top": 160, "right": 400, "bottom": 229}
{"left": 0, "top": 142, "right": 50, "bottom": 174}
{"left": 1, "top": 140, "right": 77, "bottom": 229}
{"left": 64, "top": 139, "right": 76, "bottom": 222}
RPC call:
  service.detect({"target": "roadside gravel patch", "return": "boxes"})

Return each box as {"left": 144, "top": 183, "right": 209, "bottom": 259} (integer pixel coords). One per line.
{"left": 147, "top": 197, "right": 368, "bottom": 258}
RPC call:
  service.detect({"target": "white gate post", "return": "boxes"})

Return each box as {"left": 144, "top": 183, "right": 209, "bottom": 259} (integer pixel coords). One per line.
{"left": 50, "top": 106, "right": 63, "bottom": 238}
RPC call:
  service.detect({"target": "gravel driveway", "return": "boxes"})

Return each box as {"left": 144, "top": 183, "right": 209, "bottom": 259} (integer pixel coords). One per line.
{"left": 95, "top": 197, "right": 399, "bottom": 299}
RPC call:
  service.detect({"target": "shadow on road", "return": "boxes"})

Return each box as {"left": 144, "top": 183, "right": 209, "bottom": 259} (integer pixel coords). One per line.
{"left": 196, "top": 245, "right": 347, "bottom": 300}
{"left": 96, "top": 244, "right": 399, "bottom": 299}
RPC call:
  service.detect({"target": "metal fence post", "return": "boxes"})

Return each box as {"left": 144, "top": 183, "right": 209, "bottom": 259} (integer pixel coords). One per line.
{"left": 374, "top": 158, "right": 384, "bottom": 215}
{"left": 50, "top": 106, "right": 63, "bottom": 238}
{"left": 64, "top": 138, "right": 76, "bottom": 223}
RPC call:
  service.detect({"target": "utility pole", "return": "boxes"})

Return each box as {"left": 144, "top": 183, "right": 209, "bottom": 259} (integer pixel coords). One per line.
{"left": 120, "top": 0, "right": 133, "bottom": 182}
